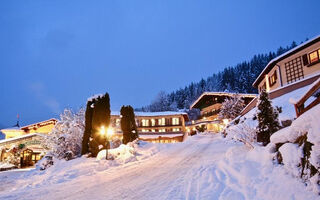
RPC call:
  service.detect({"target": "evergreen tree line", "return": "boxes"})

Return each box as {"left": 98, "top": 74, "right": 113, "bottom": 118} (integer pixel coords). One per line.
{"left": 81, "top": 93, "right": 138, "bottom": 157}
{"left": 139, "top": 41, "right": 300, "bottom": 112}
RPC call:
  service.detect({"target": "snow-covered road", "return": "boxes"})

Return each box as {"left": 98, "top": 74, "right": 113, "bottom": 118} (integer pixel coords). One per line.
{"left": 0, "top": 135, "right": 318, "bottom": 200}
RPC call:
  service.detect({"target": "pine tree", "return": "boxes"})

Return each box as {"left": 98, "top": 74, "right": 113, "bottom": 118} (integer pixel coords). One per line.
{"left": 256, "top": 90, "right": 280, "bottom": 146}
{"left": 81, "top": 100, "right": 94, "bottom": 155}
{"left": 89, "top": 93, "right": 111, "bottom": 157}
{"left": 121, "top": 105, "right": 138, "bottom": 144}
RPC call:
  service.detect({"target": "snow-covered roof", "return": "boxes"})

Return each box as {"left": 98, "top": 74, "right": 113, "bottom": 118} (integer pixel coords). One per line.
{"left": 190, "top": 92, "right": 257, "bottom": 110}
{"left": 253, "top": 34, "right": 320, "bottom": 87}
{"left": 1, "top": 126, "right": 21, "bottom": 131}
{"left": 20, "top": 118, "right": 57, "bottom": 130}
{"left": 0, "top": 133, "right": 43, "bottom": 145}
{"left": 111, "top": 111, "right": 188, "bottom": 117}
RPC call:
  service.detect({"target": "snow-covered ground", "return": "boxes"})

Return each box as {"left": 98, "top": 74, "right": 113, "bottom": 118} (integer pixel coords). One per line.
{"left": 0, "top": 134, "right": 318, "bottom": 200}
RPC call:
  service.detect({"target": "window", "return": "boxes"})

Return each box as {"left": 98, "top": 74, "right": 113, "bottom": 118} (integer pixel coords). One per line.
{"left": 116, "top": 119, "right": 120, "bottom": 127}
{"left": 142, "top": 119, "right": 149, "bottom": 127}
{"left": 285, "top": 56, "right": 304, "bottom": 84}
{"left": 158, "top": 118, "right": 165, "bottom": 126}
{"left": 173, "top": 128, "right": 180, "bottom": 132}
{"left": 151, "top": 129, "right": 155, "bottom": 132}
{"left": 309, "top": 50, "right": 319, "bottom": 63}
{"left": 269, "top": 70, "right": 277, "bottom": 87}
{"left": 159, "top": 129, "right": 166, "bottom": 132}
{"left": 172, "top": 118, "right": 179, "bottom": 125}
{"left": 151, "top": 119, "right": 155, "bottom": 126}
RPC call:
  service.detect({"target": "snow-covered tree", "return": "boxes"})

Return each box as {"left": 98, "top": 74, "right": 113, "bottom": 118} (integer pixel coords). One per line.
{"left": 89, "top": 93, "right": 111, "bottom": 157}
{"left": 45, "top": 108, "right": 85, "bottom": 160}
{"left": 219, "top": 94, "right": 245, "bottom": 120}
{"left": 256, "top": 90, "right": 280, "bottom": 146}
{"left": 121, "top": 105, "right": 138, "bottom": 144}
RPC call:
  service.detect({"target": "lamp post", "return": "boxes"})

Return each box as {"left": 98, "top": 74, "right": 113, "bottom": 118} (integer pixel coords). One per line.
{"left": 99, "top": 125, "right": 114, "bottom": 160}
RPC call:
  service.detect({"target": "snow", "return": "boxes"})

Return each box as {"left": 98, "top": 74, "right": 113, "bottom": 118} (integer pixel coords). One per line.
{"left": 0, "top": 135, "right": 318, "bottom": 200}
{"left": 0, "top": 133, "right": 41, "bottom": 144}
{"left": 270, "top": 103, "right": 320, "bottom": 144}
{"left": 0, "top": 162, "right": 15, "bottom": 170}
{"left": 87, "top": 94, "right": 104, "bottom": 102}
{"left": 96, "top": 142, "right": 136, "bottom": 163}
{"left": 279, "top": 143, "right": 303, "bottom": 177}
{"left": 270, "top": 103, "right": 320, "bottom": 193}
{"left": 241, "top": 84, "right": 311, "bottom": 123}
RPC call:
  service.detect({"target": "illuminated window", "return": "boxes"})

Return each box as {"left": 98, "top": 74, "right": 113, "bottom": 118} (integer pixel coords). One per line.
{"left": 285, "top": 57, "right": 304, "bottom": 84}
{"left": 309, "top": 50, "right": 319, "bottom": 63}
{"left": 158, "top": 118, "right": 165, "bottom": 126}
{"left": 173, "top": 128, "right": 180, "bottom": 132}
{"left": 269, "top": 70, "right": 277, "bottom": 87}
{"left": 159, "top": 129, "right": 166, "bottom": 132}
{"left": 116, "top": 119, "right": 120, "bottom": 127}
{"left": 151, "top": 129, "right": 155, "bottom": 132}
{"left": 151, "top": 119, "right": 155, "bottom": 126}
{"left": 142, "top": 119, "right": 149, "bottom": 127}
{"left": 172, "top": 118, "right": 179, "bottom": 125}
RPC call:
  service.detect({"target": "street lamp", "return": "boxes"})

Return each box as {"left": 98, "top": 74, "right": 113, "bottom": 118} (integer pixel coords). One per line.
{"left": 99, "top": 125, "right": 114, "bottom": 160}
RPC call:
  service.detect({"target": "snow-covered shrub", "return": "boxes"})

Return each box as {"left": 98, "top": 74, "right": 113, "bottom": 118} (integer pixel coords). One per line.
{"left": 4, "top": 146, "right": 22, "bottom": 167}
{"left": 96, "top": 140, "right": 138, "bottom": 163}
{"left": 44, "top": 108, "right": 85, "bottom": 161}
{"left": 225, "top": 121, "right": 257, "bottom": 149}
{"left": 36, "top": 154, "right": 55, "bottom": 170}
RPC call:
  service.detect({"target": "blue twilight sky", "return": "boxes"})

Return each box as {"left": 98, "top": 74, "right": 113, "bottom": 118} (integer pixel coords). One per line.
{"left": 1, "top": 0, "right": 320, "bottom": 127}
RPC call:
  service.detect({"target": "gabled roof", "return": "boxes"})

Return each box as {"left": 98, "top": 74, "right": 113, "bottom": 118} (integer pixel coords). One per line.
{"left": 190, "top": 92, "right": 257, "bottom": 110}
{"left": 253, "top": 34, "right": 320, "bottom": 88}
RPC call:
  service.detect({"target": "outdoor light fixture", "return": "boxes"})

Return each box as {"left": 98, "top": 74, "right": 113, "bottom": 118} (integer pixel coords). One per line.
{"left": 100, "top": 126, "right": 114, "bottom": 160}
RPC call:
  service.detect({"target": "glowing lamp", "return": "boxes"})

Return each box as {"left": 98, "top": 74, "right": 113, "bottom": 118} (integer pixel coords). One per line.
{"left": 107, "top": 127, "right": 114, "bottom": 137}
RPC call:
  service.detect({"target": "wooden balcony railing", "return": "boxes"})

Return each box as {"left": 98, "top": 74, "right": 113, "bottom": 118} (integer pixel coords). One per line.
{"left": 294, "top": 78, "right": 320, "bottom": 117}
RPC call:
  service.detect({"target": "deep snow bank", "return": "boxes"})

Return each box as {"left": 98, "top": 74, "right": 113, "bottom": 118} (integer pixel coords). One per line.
{"left": 270, "top": 104, "right": 320, "bottom": 194}
{"left": 1, "top": 140, "right": 163, "bottom": 193}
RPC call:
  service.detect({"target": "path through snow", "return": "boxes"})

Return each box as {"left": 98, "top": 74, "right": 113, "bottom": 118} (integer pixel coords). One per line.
{"left": 0, "top": 135, "right": 317, "bottom": 200}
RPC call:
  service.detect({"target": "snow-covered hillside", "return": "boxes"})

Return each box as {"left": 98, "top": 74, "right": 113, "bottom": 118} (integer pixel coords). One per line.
{"left": 0, "top": 134, "right": 318, "bottom": 200}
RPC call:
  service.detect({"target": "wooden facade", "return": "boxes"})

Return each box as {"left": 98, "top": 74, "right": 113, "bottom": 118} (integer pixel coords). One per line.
{"left": 253, "top": 35, "right": 320, "bottom": 93}
{"left": 189, "top": 92, "right": 256, "bottom": 133}
{"left": 242, "top": 35, "right": 320, "bottom": 116}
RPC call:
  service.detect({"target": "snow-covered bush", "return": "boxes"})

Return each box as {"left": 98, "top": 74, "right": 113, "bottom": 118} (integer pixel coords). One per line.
{"left": 4, "top": 146, "right": 22, "bottom": 167}
{"left": 226, "top": 122, "right": 257, "bottom": 149}
{"left": 96, "top": 140, "right": 138, "bottom": 163}
{"left": 36, "top": 154, "right": 55, "bottom": 170}
{"left": 44, "top": 108, "right": 85, "bottom": 161}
